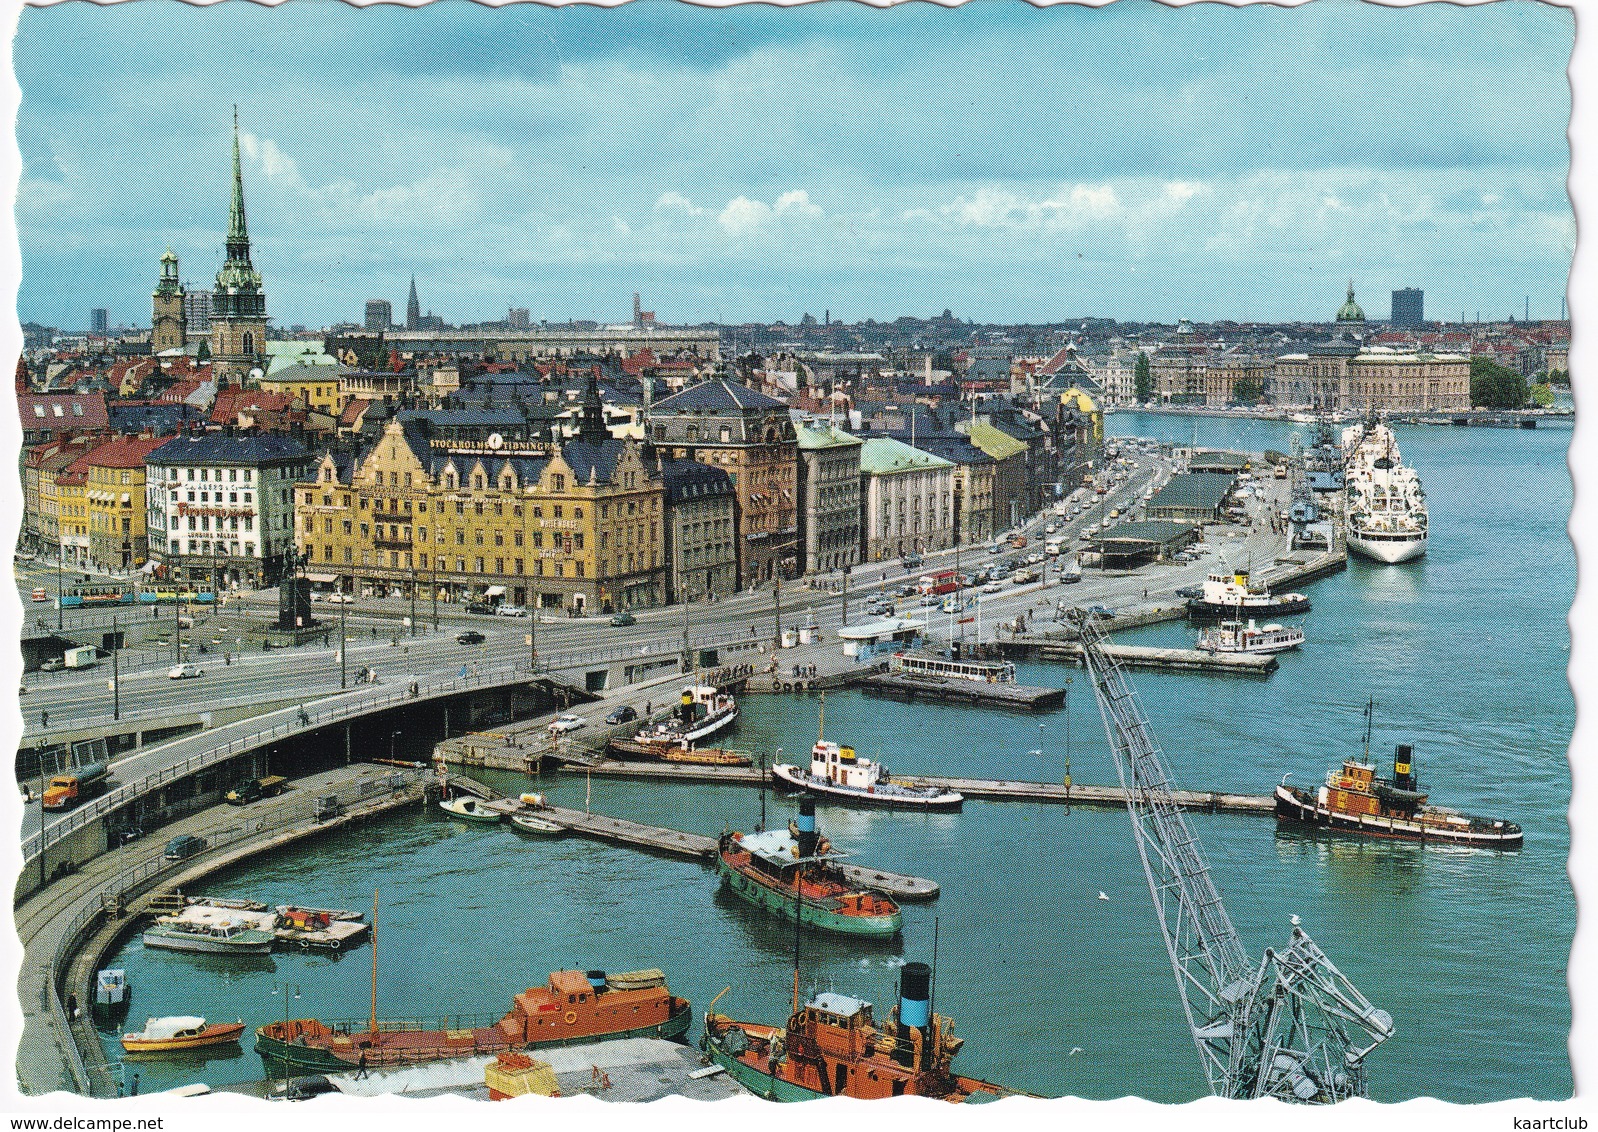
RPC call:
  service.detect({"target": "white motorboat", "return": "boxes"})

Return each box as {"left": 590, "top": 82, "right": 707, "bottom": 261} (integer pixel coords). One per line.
{"left": 1196, "top": 618, "right": 1304, "bottom": 655}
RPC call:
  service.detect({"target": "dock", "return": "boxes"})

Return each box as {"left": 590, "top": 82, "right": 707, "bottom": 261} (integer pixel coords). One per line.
{"left": 144, "top": 894, "right": 372, "bottom": 951}
{"left": 443, "top": 774, "right": 940, "bottom": 901}
{"left": 1000, "top": 637, "right": 1278, "bottom": 675}
{"left": 859, "top": 671, "right": 1066, "bottom": 709}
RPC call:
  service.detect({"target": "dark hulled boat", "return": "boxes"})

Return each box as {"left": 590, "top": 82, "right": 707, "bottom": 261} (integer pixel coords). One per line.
{"left": 702, "top": 961, "right": 1026, "bottom": 1102}
{"left": 1275, "top": 741, "right": 1522, "bottom": 849}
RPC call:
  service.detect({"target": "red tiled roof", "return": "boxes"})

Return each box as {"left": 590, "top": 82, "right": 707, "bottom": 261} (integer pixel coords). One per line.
{"left": 19, "top": 392, "right": 109, "bottom": 431}
{"left": 71, "top": 433, "right": 174, "bottom": 471}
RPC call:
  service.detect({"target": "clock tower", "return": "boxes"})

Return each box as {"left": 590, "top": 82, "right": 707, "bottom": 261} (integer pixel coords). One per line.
{"left": 151, "top": 248, "right": 186, "bottom": 353}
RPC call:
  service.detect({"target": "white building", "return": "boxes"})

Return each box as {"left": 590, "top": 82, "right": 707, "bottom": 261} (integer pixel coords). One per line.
{"left": 145, "top": 433, "right": 313, "bottom": 587}
{"left": 858, "top": 436, "right": 955, "bottom": 563}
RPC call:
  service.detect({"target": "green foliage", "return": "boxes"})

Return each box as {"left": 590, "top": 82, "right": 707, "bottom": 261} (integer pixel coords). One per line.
{"left": 1230, "top": 377, "right": 1264, "bottom": 405}
{"left": 1134, "top": 353, "right": 1153, "bottom": 402}
{"left": 1469, "top": 357, "right": 1529, "bottom": 409}
{"left": 1529, "top": 383, "right": 1555, "bottom": 408}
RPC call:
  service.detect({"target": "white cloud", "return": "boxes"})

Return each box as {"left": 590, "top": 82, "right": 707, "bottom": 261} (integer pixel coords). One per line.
{"left": 654, "top": 191, "right": 703, "bottom": 215}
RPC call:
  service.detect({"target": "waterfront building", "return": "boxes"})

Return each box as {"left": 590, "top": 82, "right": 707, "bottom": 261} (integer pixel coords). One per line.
{"left": 1145, "top": 472, "right": 1236, "bottom": 523}
{"left": 649, "top": 379, "right": 799, "bottom": 586}
{"left": 298, "top": 377, "right": 667, "bottom": 613}
{"left": 904, "top": 435, "right": 995, "bottom": 548}
{"left": 660, "top": 457, "right": 738, "bottom": 603}
{"left": 1271, "top": 345, "right": 1469, "bottom": 412}
{"left": 366, "top": 299, "right": 393, "bottom": 331}
{"left": 794, "top": 420, "right": 863, "bottom": 574}
{"left": 75, "top": 435, "right": 172, "bottom": 572}
{"left": 960, "top": 418, "right": 1029, "bottom": 534}
{"left": 209, "top": 115, "right": 269, "bottom": 384}
{"left": 151, "top": 250, "right": 186, "bottom": 354}
{"left": 858, "top": 436, "right": 955, "bottom": 562}
{"left": 146, "top": 433, "right": 314, "bottom": 587}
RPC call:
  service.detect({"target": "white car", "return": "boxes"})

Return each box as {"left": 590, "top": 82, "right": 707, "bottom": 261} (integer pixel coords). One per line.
{"left": 167, "top": 663, "right": 203, "bottom": 680}
{"left": 496, "top": 605, "right": 528, "bottom": 618}
{"left": 980, "top": 581, "right": 1003, "bottom": 594}
{"left": 548, "top": 714, "right": 586, "bottom": 735}
{"left": 1044, "top": 523, "right": 1058, "bottom": 534}
{"left": 324, "top": 593, "right": 355, "bottom": 604}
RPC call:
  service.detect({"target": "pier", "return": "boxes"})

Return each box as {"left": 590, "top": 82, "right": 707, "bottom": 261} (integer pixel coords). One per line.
{"left": 1000, "top": 636, "right": 1278, "bottom": 675}
{"left": 859, "top": 671, "right": 1066, "bottom": 709}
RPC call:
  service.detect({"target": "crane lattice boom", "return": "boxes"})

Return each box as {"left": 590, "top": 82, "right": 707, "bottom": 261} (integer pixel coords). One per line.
{"left": 1070, "top": 609, "right": 1393, "bottom": 1102}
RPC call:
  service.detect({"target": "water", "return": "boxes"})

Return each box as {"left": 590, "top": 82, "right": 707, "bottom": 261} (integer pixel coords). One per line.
{"left": 93, "top": 413, "right": 1573, "bottom": 1101}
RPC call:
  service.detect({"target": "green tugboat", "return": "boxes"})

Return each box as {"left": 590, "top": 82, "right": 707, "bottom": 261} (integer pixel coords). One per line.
{"left": 715, "top": 798, "right": 902, "bottom": 938}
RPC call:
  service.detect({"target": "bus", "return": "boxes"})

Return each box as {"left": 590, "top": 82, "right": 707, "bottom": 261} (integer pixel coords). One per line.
{"left": 917, "top": 570, "right": 961, "bottom": 596}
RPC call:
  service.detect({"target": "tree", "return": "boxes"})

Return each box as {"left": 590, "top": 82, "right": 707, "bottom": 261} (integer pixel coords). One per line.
{"left": 1529, "top": 382, "right": 1555, "bottom": 408}
{"left": 1231, "top": 377, "right": 1264, "bottom": 405}
{"left": 1469, "top": 357, "right": 1529, "bottom": 409}
{"left": 1134, "top": 353, "right": 1153, "bottom": 403}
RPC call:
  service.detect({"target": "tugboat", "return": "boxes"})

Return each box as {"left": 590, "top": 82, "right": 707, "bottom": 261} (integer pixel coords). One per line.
{"left": 1274, "top": 703, "right": 1522, "bottom": 848}
{"left": 635, "top": 683, "right": 739, "bottom": 750}
{"left": 1187, "top": 570, "right": 1311, "bottom": 620}
{"left": 716, "top": 798, "right": 902, "bottom": 938}
{"left": 1196, "top": 618, "right": 1304, "bottom": 655}
{"left": 771, "top": 699, "right": 963, "bottom": 812}
{"left": 701, "top": 961, "right": 1026, "bottom": 1102}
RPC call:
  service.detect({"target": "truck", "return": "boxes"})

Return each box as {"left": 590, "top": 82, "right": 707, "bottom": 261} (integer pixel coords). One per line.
{"left": 225, "top": 775, "right": 288, "bottom": 805}
{"left": 63, "top": 645, "right": 99, "bottom": 670}
{"left": 41, "top": 761, "right": 110, "bottom": 811}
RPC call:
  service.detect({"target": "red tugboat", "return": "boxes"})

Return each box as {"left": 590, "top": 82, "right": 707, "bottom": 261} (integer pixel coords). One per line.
{"left": 1274, "top": 705, "right": 1522, "bottom": 848}
{"left": 701, "top": 962, "right": 1027, "bottom": 1102}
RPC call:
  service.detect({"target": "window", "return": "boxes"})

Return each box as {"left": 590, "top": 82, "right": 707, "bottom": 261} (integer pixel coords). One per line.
{"left": 474, "top": 530, "right": 484, "bottom": 545}
{"left": 554, "top": 506, "right": 563, "bottom": 519}
{"left": 515, "top": 558, "right": 524, "bottom": 574}
{"left": 475, "top": 556, "right": 485, "bottom": 573}
{"left": 495, "top": 557, "right": 504, "bottom": 574}
{"left": 514, "top": 530, "right": 523, "bottom": 547}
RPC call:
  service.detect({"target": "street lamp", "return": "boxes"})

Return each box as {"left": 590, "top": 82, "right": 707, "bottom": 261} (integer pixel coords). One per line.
{"left": 110, "top": 615, "right": 120, "bottom": 721}
{"left": 270, "top": 982, "right": 302, "bottom": 1083}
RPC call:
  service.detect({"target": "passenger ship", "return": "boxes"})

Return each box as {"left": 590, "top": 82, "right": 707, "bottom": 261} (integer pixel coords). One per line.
{"left": 1196, "top": 618, "right": 1304, "bottom": 655}
{"left": 1342, "top": 419, "right": 1428, "bottom": 564}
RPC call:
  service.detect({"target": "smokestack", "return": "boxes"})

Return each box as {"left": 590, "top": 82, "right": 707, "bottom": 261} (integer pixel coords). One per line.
{"left": 1393, "top": 744, "right": 1415, "bottom": 792}
{"left": 899, "top": 962, "right": 931, "bottom": 1030}
{"left": 796, "top": 797, "right": 819, "bottom": 858}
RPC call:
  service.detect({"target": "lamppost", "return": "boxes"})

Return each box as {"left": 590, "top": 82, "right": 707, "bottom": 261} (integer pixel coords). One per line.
{"left": 110, "top": 615, "right": 120, "bottom": 721}
{"left": 55, "top": 546, "right": 63, "bottom": 631}
{"left": 269, "top": 982, "right": 302, "bottom": 1082}
{"left": 430, "top": 562, "right": 439, "bottom": 631}
{"left": 409, "top": 568, "right": 418, "bottom": 638}
{"left": 339, "top": 590, "right": 348, "bottom": 691}
{"left": 773, "top": 577, "right": 782, "bottom": 649}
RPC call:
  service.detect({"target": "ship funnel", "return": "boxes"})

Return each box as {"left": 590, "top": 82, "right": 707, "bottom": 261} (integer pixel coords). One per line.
{"left": 796, "top": 797, "right": 819, "bottom": 858}
{"left": 1393, "top": 744, "right": 1415, "bottom": 792}
{"left": 899, "top": 962, "right": 932, "bottom": 1030}
{"left": 679, "top": 689, "right": 695, "bottom": 724}
{"left": 586, "top": 970, "right": 607, "bottom": 993}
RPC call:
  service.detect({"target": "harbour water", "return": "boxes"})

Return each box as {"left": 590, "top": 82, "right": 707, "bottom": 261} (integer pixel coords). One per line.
{"left": 93, "top": 413, "right": 1573, "bottom": 1102}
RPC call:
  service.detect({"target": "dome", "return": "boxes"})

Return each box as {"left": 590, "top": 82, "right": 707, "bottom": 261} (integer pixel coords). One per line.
{"left": 1335, "top": 280, "right": 1365, "bottom": 323}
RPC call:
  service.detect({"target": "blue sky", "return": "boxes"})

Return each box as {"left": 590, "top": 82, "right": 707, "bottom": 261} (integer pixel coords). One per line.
{"left": 11, "top": 0, "right": 1576, "bottom": 330}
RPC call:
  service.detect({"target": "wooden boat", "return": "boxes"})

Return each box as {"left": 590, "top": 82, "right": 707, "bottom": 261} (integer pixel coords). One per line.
{"left": 439, "top": 795, "right": 501, "bottom": 823}
{"left": 716, "top": 799, "right": 902, "bottom": 938}
{"left": 142, "top": 919, "right": 275, "bottom": 956}
{"left": 122, "top": 1016, "right": 246, "bottom": 1054}
{"left": 510, "top": 812, "right": 566, "bottom": 836}
{"left": 702, "top": 962, "right": 1026, "bottom": 1102}
{"left": 1274, "top": 703, "right": 1522, "bottom": 848}
{"left": 608, "top": 737, "right": 752, "bottom": 766}
{"left": 255, "top": 968, "right": 692, "bottom": 1077}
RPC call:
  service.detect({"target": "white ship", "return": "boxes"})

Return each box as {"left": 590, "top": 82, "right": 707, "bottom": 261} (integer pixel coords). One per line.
{"left": 1342, "top": 420, "right": 1428, "bottom": 564}
{"left": 1196, "top": 618, "right": 1304, "bottom": 655}
{"left": 635, "top": 684, "right": 739, "bottom": 749}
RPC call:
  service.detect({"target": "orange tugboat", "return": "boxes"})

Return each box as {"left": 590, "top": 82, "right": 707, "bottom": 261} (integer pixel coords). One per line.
{"left": 701, "top": 962, "right": 1026, "bottom": 1102}
{"left": 1274, "top": 702, "right": 1522, "bottom": 848}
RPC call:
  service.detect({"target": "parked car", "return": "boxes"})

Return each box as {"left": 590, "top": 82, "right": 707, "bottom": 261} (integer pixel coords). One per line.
{"left": 163, "top": 833, "right": 207, "bottom": 862}
{"left": 495, "top": 605, "right": 528, "bottom": 618}
{"left": 323, "top": 593, "right": 355, "bottom": 605}
{"left": 456, "top": 630, "right": 486, "bottom": 645}
{"left": 167, "top": 663, "right": 204, "bottom": 679}
{"left": 918, "top": 595, "right": 940, "bottom": 608}
{"left": 604, "top": 705, "right": 639, "bottom": 725}
{"left": 30, "top": 587, "right": 47, "bottom": 602}
{"left": 1175, "top": 584, "right": 1204, "bottom": 599}
{"left": 40, "top": 658, "right": 64, "bottom": 672}
{"left": 980, "top": 581, "right": 1003, "bottom": 594}
{"left": 465, "top": 602, "right": 497, "bottom": 615}
{"left": 1087, "top": 605, "right": 1116, "bottom": 621}
{"left": 901, "top": 553, "right": 924, "bottom": 569}
{"left": 609, "top": 612, "right": 636, "bottom": 627}
{"left": 548, "top": 714, "right": 587, "bottom": 735}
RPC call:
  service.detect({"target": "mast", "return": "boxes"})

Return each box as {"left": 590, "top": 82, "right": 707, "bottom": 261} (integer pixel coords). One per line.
{"left": 369, "top": 889, "right": 379, "bottom": 1036}
{"left": 1363, "top": 698, "right": 1376, "bottom": 762}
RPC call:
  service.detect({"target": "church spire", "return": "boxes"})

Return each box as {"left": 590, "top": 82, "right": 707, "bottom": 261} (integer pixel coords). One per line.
{"left": 406, "top": 275, "right": 421, "bottom": 331}
{"left": 578, "top": 367, "right": 607, "bottom": 444}
{"left": 226, "top": 106, "right": 250, "bottom": 263}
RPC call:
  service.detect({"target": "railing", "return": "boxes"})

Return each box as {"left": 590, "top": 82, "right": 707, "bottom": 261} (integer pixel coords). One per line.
{"left": 22, "top": 668, "right": 518, "bottom": 865}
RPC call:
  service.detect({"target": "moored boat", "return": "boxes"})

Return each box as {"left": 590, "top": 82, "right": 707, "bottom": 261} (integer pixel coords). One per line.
{"left": 142, "top": 917, "right": 275, "bottom": 956}
{"left": 1187, "top": 570, "right": 1311, "bottom": 620}
{"left": 122, "top": 1016, "right": 246, "bottom": 1054}
{"left": 510, "top": 812, "right": 566, "bottom": 836}
{"left": 1196, "top": 618, "right": 1304, "bottom": 655}
{"left": 439, "top": 795, "right": 501, "bottom": 823}
{"left": 255, "top": 968, "right": 692, "bottom": 1077}
{"left": 1274, "top": 707, "right": 1521, "bottom": 848}
{"left": 716, "top": 799, "right": 902, "bottom": 938}
{"left": 772, "top": 739, "right": 962, "bottom": 812}
{"left": 634, "top": 683, "right": 739, "bottom": 749}
{"left": 702, "top": 961, "right": 1026, "bottom": 1102}
{"left": 95, "top": 968, "right": 128, "bottom": 1007}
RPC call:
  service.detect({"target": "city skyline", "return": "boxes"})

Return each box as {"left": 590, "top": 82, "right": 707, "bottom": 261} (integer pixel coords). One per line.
{"left": 13, "top": 2, "right": 1576, "bottom": 332}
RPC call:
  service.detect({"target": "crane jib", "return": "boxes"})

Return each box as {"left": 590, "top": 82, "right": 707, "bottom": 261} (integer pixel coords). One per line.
{"left": 1068, "top": 608, "right": 1394, "bottom": 1104}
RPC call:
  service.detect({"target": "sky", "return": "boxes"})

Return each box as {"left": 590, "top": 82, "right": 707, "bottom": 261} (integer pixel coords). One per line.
{"left": 10, "top": 0, "right": 1577, "bottom": 331}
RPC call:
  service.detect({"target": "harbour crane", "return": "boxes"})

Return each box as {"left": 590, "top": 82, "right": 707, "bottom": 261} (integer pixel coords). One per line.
{"left": 1069, "top": 609, "right": 1394, "bottom": 1102}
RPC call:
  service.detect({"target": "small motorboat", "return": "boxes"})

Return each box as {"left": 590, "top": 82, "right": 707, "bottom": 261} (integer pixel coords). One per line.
{"left": 439, "top": 795, "right": 501, "bottom": 823}
{"left": 510, "top": 813, "right": 566, "bottom": 837}
{"left": 121, "top": 1015, "right": 246, "bottom": 1054}
{"left": 95, "top": 968, "right": 128, "bottom": 1007}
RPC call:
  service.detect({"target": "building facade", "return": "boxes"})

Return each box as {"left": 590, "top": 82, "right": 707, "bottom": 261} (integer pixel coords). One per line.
{"left": 794, "top": 420, "right": 863, "bottom": 575}
{"left": 1391, "top": 288, "right": 1425, "bottom": 327}
{"left": 209, "top": 116, "right": 269, "bottom": 384}
{"left": 146, "top": 434, "right": 313, "bottom": 587}
{"left": 366, "top": 300, "right": 393, "bottom": 331}
{"left": 1271, "top": 345, "right": 1469, "bottom": 412}
{"left": 82, "top": 436, "right": 172, "bottom": 572}
{"left": 649, "top": 379, "right": 799, "bottom": 587}
{"left": 660, "top": 457, "right": 738, "bottom": 604}
{"left": 858, "top": 436, "right": 955, "bottom": 562}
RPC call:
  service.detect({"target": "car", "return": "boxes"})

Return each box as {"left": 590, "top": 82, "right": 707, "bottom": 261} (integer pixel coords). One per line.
{"left": 456, "top": 630, "right": 486, "bottom": 645}
{"left": 163, "top": 833, "right": 207, "bottom": 862}
{"left": 980, "top": 581, "right": 1003, "bottom": 594}
{"left": 323, "top": 592, "right": 355, "bottom": 604}
{"left": 1044, "top": 524, "right": 1058, "bottom": 535}
{"left": 918, "top": 595, "right": 940, "bottom": 608}
{"left": 604, "top": 705, "right": 639, "bottom": 725}
{"left": 40, "top": 658, "right": 64, "bottom": 672}
{"left": 168, "top": 662, "right": 204, "bottom": 679}
{"left": 1175, "top": 584, "right": 1204, "bottom": 599}
{"left": 1027, "top": 552, "right": 1045, "bottom": 565}
{"left": 30, "top": 587, "right": 47, "bottom": 602}
{"left": 609, "top": 612, "right": 636, "bottom": 627}
{"left": 1059, "top": 571, "right": 1083, "bottom": 585}
{"left": 958, "top": 573, "right": 978, "bottom": 588}
{"left": 940, "top": 596, "right": 963, "bottom": 614}
{"left": 465, "top": 602, "right": 497, "bottom": 615}
{"left": 495, "top": 605, "right": 528, "bottom": 618}
{"left": 901, "top": 553, "right": 924, "bottom": 569}
{"left": 895, "top": 584, "right": 917, "bottom": 598}
{"left": 1087, "top": 605, "right": 1116, "bottom": 621}
{"left": 548, "top": 714, "right": 587, "bottom": 735}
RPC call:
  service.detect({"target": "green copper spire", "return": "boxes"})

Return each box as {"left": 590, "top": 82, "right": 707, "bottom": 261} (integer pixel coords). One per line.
{"left": 226, "top": 106, "right": 250, "bottom": 258}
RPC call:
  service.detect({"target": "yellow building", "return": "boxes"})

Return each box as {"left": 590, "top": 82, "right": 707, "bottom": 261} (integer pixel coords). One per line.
{"left": 297, "top": 389, "right": 667, "bottom": 613}
{"left": 257, "top": 363, "right": 344, "bottom": 414}
{"left": 79, "top": 436, "right": 169, "bottom": 571}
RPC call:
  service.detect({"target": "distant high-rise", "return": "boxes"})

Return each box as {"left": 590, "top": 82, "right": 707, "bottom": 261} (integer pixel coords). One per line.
{"left": 183, "top": 286, "right": 213, "bottom": 333}
{"left": 366, "top": 299, "right": 393, "bottom": 331}
{"left": 406, "top": 277, "right": 421, "bottom": 331}
{"left": 90, "top": 308, "right": 108, "bottom": 334}
{"left": 1391, "top": 287, "right": 1425, "bottom": 327}
{"left": 507, "top": 307, "right": 530, "bottom": 329}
